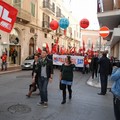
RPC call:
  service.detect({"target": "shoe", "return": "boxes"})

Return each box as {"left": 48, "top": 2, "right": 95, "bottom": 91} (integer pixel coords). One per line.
{"left": 37, "top": 101, "right": 44, "bottom": 106}
{"left": 69, "top": 95, "right": 72, "bottom": 99}
{"left": 26, "top": 94, "right": 30, "bottom": 98}
{"left": 97, "top": 93, "right": 106, "bottom": 95}
{"left": 61, "top": 100, "right": 66, "bottom": 104}
{"left": 43, "top": 102, "right": 48, "bottom": 108}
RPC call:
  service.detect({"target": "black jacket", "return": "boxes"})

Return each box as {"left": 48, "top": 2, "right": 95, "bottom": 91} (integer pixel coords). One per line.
{"left": 98, "top": 56, "right": 111, "bottom": 75}
{"left": 35, "top": 57, "right": 53, "bottom": 79}
{"left": 32, "top": 61, "right": 39, "bottom": 79}
{"left": 91, "top": 56, "right": 99, "bottom": 70}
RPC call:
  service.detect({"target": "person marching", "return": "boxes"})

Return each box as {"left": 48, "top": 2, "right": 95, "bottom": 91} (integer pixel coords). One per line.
{"left": 59, "top": 56, "right": 75, "bottom": 104}
{"left": 26, "top": 54, "right": 39, "bottom": 98}
{"left": 1, "top": 52, "right": 7, "bottom": 71}
{"left": 33, "top": 49, "right": 53, "bottom": 107}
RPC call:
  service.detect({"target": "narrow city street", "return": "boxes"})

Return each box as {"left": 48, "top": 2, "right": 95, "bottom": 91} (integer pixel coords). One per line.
{"left": 0, "top": 69, "right": 114, "bottom": 120}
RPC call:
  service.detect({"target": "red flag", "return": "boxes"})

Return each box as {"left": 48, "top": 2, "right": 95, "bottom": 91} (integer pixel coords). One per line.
{"left": 70, "top": 47, "right": 76, "bottom": 54}
{"left": 51, "top": 43, "right": 57, "bottom": 53}
{"left": 46, "top": 43, "right": 50, "bottom": 53}
{"left": 38, "top": 48, "right": 42, "bottom": 54}
{"left": 91, "top": 43, "right": 94, "bottom": 56}
{"left": 91, "top": 43, "right": 93, "bottom": 51}
{"left": 79, "top": 48, "right": 83, "bottom": 53}
{"left": 0, "top": 1, "right": 18, "bottom": 33}
{"left": 83, "top": 40, "right": 85, "bottom": 51}
{"left": 64, "top": 29, "right": 67, "bottom": 36}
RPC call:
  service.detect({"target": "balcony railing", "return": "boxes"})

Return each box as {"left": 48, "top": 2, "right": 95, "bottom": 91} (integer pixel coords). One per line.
{"left": 43, "top": 1, "right": 55, "bottom": 13}
{"left": 42, "top": 21, "right": 51, "bottom": 32}
{"left": 56, "top": 12, "right": 64, "bottom": 18}
{"left": 13, "top": 5, "right": 31, "bottom": 23}
{"left": 56, "top": 28, "right": 64, "bottom": 36}
{"left": 42, "top": 21, "right": 50, "bottom": 28}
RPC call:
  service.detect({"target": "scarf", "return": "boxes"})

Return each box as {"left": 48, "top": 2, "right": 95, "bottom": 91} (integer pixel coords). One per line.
{"left": 41, "top": 58, "right": 47, "bottom": 67}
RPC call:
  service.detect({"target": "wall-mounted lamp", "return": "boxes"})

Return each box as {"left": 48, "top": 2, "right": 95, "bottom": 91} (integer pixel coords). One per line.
{"left": 0, "top": 34, "right": 1, "bottom": 40}
{"left": 34, "top": 33, "right": 38, "bottom": 40}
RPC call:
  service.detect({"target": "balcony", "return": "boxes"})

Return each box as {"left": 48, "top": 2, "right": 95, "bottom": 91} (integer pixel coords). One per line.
{"left": 42, "top": 1, "right": 55, "bottom": 14}
{"left": 13, "top": 5, "right": 31, "bottom": 24}
{"left": 56, "top": 12, "right": 65, "bottom": 19}
{"left": 111, "top": 28, "right": 120, "bottom": 47}
{"left": 42, "top": 21, "right": 51, "bottom": 33}
{"left": 56, "top": 28, "right": 64, "bottom": 36}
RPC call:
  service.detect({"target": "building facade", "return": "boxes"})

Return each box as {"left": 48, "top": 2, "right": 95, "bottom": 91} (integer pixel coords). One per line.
{"left": 97, "top": 0, "right": 120, "bottom": 60}
{"left": 81, "top": 29, "right": 106, "bottom": 52}
{"left": 0, "top": 0, "right": 81, "bottom": 66}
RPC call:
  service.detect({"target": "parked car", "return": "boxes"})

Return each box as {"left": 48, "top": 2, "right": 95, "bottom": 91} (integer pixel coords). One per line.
{"left": 21, "top": 55, "right": 34, "bottom": 70}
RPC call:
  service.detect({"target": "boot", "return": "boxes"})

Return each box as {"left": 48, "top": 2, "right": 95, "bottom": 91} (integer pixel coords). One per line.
{"left": 26, "top": 91, "right": 32, "bottom": 98}
{"left": 26, "top": 86, "right": 34, "bottom": 98}
{"left": 61, "top": 90, "right": 66, "bottom": 104}
{"left": 69, "top": 91, "right": 72, "bottom": 99}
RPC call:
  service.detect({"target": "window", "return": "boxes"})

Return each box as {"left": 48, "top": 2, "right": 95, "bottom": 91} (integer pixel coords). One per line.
{"left": 31, "top": 2, "right": 35, "bottom": 17}
{"left": 13, "top": 0, "right": 21, "bottom": 8}
{"left": 56, "top": 6, "right": 61, "bottom": 17}
{"left": 52, "top": 3, "right": 55, "bottom": 12}
{"left": 43, "top": 13, "right": 50, "bottom": 27}
{"left": 96, "top": 38, "right": 99, "bottom": 48}
{"left": 87, "top": 38, "right": 91, "bottom": 48}
{"left": 43, "top": 13, "right": 50, "bottom": 22}
{"left": 44, "top": 33, "right": 47, "bottom": 38}
{"left": 52, "top": 36, "right": 54, "bottom": 39}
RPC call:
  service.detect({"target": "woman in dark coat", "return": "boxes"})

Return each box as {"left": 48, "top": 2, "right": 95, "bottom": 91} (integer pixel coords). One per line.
{"left": 26, "top": 54, "right": 39, "bottom": 97}
{"left": 59, "top": 56, "right": 75, "bottom": 104}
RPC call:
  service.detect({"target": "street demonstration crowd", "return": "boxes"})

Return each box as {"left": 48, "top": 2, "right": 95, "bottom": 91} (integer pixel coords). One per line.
{"left": 25, "top": 49, "right": 120, "bottom": 120}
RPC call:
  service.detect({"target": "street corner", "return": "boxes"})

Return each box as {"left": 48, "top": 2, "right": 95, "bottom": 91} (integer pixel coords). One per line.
{"left": 87, "top": 76, "right": 101, "bottom": 88}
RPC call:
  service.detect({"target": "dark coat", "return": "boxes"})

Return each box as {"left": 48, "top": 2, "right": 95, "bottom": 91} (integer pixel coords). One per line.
{"left": 32, "top": 61, "right": 39, "bottom": 81}
{"left": 35, "top": 57, "right": 53, "bottom": 79}
{"left": 98, "top": 56, "right": 111, "bottom": 75}
{"left": 91, "top": 56, "right": 99, "bottom": 70}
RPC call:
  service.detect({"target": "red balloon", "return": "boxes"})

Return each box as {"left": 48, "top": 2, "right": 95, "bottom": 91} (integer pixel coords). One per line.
{"left": 50, "top": 20, "right": 59, "bottom": 30}
{"left": 80, "top": 18, "right": 89, "bottom": 29}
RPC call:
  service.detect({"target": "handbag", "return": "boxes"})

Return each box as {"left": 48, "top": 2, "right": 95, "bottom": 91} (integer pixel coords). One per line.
{"left": 59, "top": 81, "right": 65, "bottom": 90}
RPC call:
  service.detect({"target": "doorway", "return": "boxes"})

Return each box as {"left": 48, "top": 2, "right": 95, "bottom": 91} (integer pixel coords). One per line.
{"left": 29, "top": 37, "right": 35, "bottom": 55}
{"left": 9, "top": 45, "right": 21, "bottom": 65}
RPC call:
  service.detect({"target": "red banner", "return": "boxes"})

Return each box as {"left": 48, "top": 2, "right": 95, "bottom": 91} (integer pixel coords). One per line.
{"left": 0, "top": 1, "right": 18, "bottom": 33}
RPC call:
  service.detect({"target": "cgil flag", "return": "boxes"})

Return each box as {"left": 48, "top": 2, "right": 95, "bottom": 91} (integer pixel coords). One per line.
{"left": 0, "top": 0, "right": 18, "bottom": 33}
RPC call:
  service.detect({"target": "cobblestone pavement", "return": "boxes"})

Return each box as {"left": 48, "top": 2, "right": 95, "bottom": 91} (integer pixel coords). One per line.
{"left": 0, "top": 69, "right": 115, "bottom": 120}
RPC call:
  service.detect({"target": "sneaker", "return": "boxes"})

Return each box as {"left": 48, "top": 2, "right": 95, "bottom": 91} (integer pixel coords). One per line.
{"left": 43, "top": 102, "right": 48, "bottom": 108}
{"left": 37, "top": 101, "right": 44, "bottom": 106}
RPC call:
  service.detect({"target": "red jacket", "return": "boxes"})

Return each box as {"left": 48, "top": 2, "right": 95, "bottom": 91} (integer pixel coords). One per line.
{"left": 1, "top": 54, "right": 7, "bottom": 62}
{"left": 84, "top": 57, "right": 89, "bottom": 65}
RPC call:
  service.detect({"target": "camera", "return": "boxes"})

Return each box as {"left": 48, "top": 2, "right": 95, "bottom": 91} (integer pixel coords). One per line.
{"left": 113, "top": 61, "right": 120, "bottom": 67}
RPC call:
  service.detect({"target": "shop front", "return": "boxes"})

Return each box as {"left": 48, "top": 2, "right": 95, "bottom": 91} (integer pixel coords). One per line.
{"left": 9, "top": 28, "right": 21, "bottom": 65}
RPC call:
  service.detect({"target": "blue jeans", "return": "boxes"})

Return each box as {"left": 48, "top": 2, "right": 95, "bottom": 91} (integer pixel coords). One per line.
{"left": 113, "top": 96, "right": 120, "bottom": 120}
{"left": 38, "top": 76, "right": 48, "bottom": 102}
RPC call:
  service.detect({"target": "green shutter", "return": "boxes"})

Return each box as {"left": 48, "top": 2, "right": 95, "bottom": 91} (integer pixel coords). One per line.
{"left": 31, "top": 2, "right": 35, "bottom": 17}
{"left": 13, "top": 0, "right": 21, "bottom": 8}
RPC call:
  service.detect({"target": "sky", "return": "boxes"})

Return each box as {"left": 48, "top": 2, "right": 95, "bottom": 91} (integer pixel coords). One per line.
{"left": 63, "top": 0, "right": 100, "bottom": 30}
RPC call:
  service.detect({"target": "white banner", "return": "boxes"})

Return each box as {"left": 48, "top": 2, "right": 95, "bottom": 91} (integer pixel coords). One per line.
{"left": 53, "top": 54, "right": 84, "bottom": 67}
